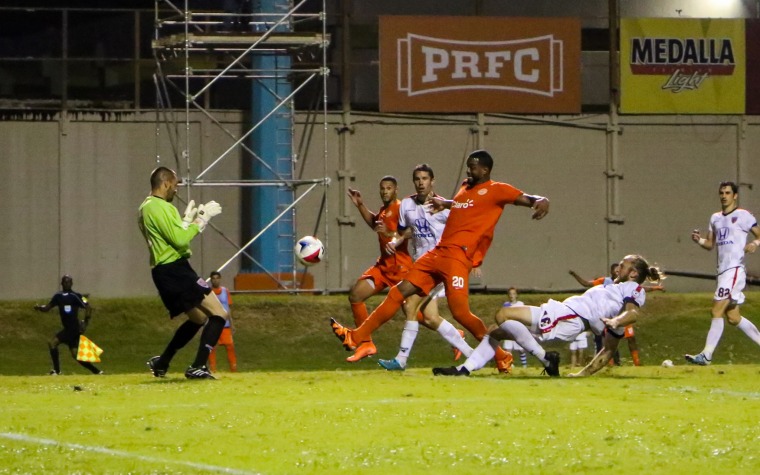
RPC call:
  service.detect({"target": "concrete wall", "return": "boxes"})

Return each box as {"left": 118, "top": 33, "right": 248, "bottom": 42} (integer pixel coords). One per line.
{"left": 2, "top": 112, "right": 760, "bottom": 299}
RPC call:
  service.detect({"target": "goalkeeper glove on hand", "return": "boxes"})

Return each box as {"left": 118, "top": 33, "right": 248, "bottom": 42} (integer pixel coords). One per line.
{"left": 182, "top": 200, "right": 197, "bottom": 225}
{"left": 194, "top": 200, "right": 222, "bottom": 232}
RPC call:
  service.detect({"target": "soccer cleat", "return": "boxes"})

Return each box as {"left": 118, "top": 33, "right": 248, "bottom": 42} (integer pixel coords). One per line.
{"left": 346, "top": 341, "right": 377, "bottom": 362}
{"left": 48, "top": 370, "right": 60, "bottom": 376}
{"left": 541, "top": 351, "right": 561, "bottom": 377}
{"left": 147, "top": 356, "right": 168, "bottom": 378}
{"left": 432, "top": 366, "right": 470, "bottom": 376}
{"left": 184, "top": 365, "right": 216, "bottom": 380}
{"left": 452, "top": 329, "right": 466, "bottom": 361}
{"left": 496, "top": 351, "right": 514, "bottom": 374}
{"left": 685, "top": 353, "right": 711, "bottom": 366}
{"left": 378, "top": 358, "right": 405, "bottom": 371}
{"left": 330, "top": 317, "right": 358, "bottom": 351}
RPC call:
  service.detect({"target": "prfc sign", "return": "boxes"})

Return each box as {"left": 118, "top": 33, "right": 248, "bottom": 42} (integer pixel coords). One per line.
{"left": 380, "top": 16, "right": 581, "bottom": 113}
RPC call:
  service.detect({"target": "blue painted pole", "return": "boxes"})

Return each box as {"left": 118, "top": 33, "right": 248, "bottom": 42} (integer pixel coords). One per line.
{"left": 246, "top": 0, "right": 294, "bottom": 276}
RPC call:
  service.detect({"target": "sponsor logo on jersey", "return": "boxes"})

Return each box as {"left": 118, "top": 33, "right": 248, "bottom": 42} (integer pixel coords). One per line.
{"left": 478, "top": 189, "right": 488, "bottom": 195}
{"left": 451, "top": 199, "right": 475, "bottom": 209}
{"left": 716, "top": 227, "right": 734, "bottom": 246}
{"left": 629, "top": 37, "right": 736, "bottom": 93}
{"left": 414, "top": 218, "right": 435, "bottom": 238}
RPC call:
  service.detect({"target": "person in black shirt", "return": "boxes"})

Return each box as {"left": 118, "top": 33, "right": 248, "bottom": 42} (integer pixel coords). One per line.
{"left": 34, "top": 275, "right": 102, "bottom": 375}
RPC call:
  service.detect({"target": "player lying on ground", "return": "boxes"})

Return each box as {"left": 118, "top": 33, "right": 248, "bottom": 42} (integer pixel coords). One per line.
{"left": 433, "top": 254, "right": 662, "bottom": 377}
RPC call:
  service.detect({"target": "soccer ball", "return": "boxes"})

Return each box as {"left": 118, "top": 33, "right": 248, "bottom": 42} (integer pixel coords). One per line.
{"left": 294, "top": 236, "right": 324, "bottom": 266}
{"left": 661, "top": 359, "right": 674, "bottom": 368}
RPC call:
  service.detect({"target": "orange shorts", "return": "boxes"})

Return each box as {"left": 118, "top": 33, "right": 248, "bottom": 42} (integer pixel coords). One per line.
{"left": 216, "top": 327, "right": 234, "bottom": 346}
{"left": 405, "top": 246, "right": 471, "bottom": 299}
{"left": 624, "top": 325, "right": 635, "bottom": 339}
{"left": 360, "top": 264, "right": 409, "bottom": 291}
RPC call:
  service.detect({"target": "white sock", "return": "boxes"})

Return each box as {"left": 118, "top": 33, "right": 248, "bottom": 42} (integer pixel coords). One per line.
{"left": 462, "top": 336, "right": 498, "bottom": 373}
{"left": 437, "top": 319, "right": 473, "bottom": 358}
{"left": 395, "top": 321, "right": 419, "bottom": 366}
{"left": 736, "top": 317, "right": 760, "bottom": 347}
{"left": 703, "top": 318, "right": 724, "bottom": 359}
{"left": 501, "top": 320, "right": 547, "bottom": 365}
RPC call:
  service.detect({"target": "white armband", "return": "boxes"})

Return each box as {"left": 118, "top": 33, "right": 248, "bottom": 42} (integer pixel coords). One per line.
{"left": 698, "top": 238, "right": 707, "bottom": 246}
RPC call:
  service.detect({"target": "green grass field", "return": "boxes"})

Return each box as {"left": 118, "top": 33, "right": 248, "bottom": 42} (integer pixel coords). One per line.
{"left": 1, "top": 292, "right": 760, "bottom": 473}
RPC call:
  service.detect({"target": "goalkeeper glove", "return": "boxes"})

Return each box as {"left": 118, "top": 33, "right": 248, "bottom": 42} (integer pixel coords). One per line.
{"left": 182, "top": 200, "right": 197, "bottom": 227}
{"left": 194, "top": 200, "right": 222, "bottom": 231}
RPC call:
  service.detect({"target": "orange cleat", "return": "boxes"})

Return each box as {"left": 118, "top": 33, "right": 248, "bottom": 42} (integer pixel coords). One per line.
{"left": 346, "top": 341, "right": 377, "bottom": 362}
{"left": 330, "top": 317, "right": 357, "bottom": 351}
{"left": 452, "top": 329, "right": 465, "bottom": 361}
{"left": 496, "top": 351, "right": 514, "bottom": 374}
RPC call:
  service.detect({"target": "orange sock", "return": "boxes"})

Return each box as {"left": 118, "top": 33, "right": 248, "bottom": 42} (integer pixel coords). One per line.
{"left": 447, "top": 293, "right": 488, "bottom": 338}
{"left": 351, "top": 302, "right": 369, "bottom": 327}
{"left": 227, "top": 344, "right": 238, "bottom": 372}
{"left": 631, "top": 349, "right": 640, "bottom": 366}
{"left": 353, "top": 286, "right": 405, "bottom": 342}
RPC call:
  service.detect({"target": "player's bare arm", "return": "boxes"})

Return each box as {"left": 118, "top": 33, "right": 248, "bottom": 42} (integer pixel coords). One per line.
{"left": 692, "top": 228, "right": 715, "bottom": 250}
{"left": 385, "top": 227, "right": 412, "bottom": 255}
{"left": 568, "top": 270, "right": 594, "bottom": 288}
{"left": 347, "top": 188, "right": 377, "bottom": 228}
{"left": 34, "top": 303, "right": 51, "bottom": 312}
{"left": 743, "top": 225, "right": 760, "bottom": 254}
{"left": 567, "top": 331, "right": 622, "bottom": 377}
{"left": 427, "top": 196, "right": 452, "bottom": 214}
{"left": 514, "top": 193, "right": 549, "bottom": 220}
{"left": 602, "top": 303, "right": 640, "bottom": 330}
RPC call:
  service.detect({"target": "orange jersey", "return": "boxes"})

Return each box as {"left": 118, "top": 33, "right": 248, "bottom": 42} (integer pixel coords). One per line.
{"left": 439, "top": 180, "right": 523, "bottom": 267}
{"left": 375, "top": 199, "right": 413, "bottom": 272}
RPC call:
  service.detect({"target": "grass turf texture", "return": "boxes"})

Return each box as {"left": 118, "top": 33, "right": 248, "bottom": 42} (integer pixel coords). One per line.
{"left": 1, "top": 368, "right": 759, "bottom": 474}
{"left": 1, "top": 292, "right": 760, "bottom": 473}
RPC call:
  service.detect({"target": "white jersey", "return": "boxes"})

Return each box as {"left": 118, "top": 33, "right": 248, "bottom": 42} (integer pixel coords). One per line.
{"left": 398, "top": 195, "right": 450, "bottom": 260}
{"left": 562, "top": 281, "right": 646, "bottom": 335}
{"left": 710, "top": 208, "right": 757, "bottom": 274}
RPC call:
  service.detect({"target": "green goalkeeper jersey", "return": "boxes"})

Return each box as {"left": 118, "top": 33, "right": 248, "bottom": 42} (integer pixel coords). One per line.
{"left": 138, "top": 195, "right": 201, "bottom": 267}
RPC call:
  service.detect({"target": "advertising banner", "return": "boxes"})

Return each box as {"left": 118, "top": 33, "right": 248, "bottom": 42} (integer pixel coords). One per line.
{"left": 620, "top": 18, "right": 745, "bottom": 114}
{"left": 746, "top": 19, "right": 760, "bottom": 114}
{"left": 379, "top": 16, "right": 581, "bottom": 113}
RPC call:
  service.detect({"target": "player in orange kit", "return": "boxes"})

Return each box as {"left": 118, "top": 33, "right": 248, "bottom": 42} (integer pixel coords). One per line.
{"left": 331, "top": 150, "right": 550, "bottom": 371}
{"left": 344, "top": 176, "right": 415, "bottom": 362}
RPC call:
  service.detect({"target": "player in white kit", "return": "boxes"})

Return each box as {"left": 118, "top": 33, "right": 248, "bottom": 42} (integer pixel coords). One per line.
{"left": 378, "top": 164, "right": 473, "bottom": 371}
{"left": 686, "top": 181, "right": 760, "bottom": 365}
{"left": 433, "top": 254, "right": 662, "bottom": 377}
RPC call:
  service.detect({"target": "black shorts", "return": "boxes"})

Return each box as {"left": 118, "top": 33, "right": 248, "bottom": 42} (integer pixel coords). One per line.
{"left": 56, "top": 328, "right": 80, "bottom": 348}
{"left": 151, "top": 258, "right": 212, "bottom": 318}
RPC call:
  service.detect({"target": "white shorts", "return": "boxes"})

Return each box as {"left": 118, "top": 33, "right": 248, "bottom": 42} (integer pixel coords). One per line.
{"left": 569, "top": 331, "right": 589, "bottom": 351}
{"left": 530, "top": 299, "right": 586, "bottom": 343}
{"left": 715, "top": 267, "right": 746, "bottom": 305}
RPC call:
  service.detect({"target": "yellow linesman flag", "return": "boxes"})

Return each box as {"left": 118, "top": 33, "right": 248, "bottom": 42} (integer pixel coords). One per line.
{"left": 77, "top": 335, "right": 104, "bottom": 363}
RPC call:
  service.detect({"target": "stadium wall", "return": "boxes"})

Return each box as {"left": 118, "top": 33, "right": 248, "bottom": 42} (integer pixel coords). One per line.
{"left": 2, "top": 112, "right": 759, "bottom": 299}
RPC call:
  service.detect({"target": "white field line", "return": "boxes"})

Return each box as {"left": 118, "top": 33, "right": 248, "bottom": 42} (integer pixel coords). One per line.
{"left": 0, "top": 432, "right": 261, "bottom": 475}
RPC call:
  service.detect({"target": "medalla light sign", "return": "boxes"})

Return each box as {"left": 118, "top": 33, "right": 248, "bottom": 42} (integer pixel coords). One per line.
{"left": 621, "top": 18, "right": 745, "bottom": 114}
{"left": 380, "top": 16, "right": 581, "bottom": 113}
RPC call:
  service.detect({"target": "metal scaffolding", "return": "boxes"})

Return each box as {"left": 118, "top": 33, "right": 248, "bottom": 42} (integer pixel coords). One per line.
{"left": 152, "top": 0, "right": 330, "bottom": 292}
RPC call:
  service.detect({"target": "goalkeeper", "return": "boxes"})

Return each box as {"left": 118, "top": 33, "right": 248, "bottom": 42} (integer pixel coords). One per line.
{"left": 138, "top": 167, "right": 226, "bottom": 380}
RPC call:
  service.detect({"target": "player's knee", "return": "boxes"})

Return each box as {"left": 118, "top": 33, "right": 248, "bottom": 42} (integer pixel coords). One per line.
{"left": 421, "top": 313, "right": 442, "bottom": 328}
{"left": 727, "top": 315, "right": 742, "bottom": 326}
{"left": 495, "top": 307, "right": 514, "bottom": 324}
